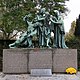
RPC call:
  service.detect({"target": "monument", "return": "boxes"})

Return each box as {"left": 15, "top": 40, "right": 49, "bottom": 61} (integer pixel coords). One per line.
{"left": 9, "top": 8, "right": 67, "bottom": 48}
{"left": 3, "top": 8, "right": 77, "bottom": 75}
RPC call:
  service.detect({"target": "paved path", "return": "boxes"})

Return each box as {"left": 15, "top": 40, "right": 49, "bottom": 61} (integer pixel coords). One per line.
{"left": 0, "top": 72, "right": 80, "bottom": 80}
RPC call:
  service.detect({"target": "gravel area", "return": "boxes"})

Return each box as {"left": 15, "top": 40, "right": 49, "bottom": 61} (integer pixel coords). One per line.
{"left": 0, "top": 72, "right": 80, "bottom": 80}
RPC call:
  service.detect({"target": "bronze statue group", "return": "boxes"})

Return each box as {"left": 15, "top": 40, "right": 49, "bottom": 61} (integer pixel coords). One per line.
{"left": 9, "top": 8, "right": 68, "bottom": 48}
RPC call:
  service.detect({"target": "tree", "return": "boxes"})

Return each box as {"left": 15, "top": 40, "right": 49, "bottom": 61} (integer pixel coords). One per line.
{"left": 0, "top": 0, "right": 36, "bottom": 40}
{"left": 0, "top": 0, "right": 69, "bottom": 40}
{"left": 34, "top": 0, "right": 69, "bottom": 14}
{"left": 74, "top": 15, "right": 80, "bottom": 36}
{"left": 65, "top": 21, "right": 76, "bottom": 41}
{"left": 65, "top": 21, "right": 80, "bottom": 49}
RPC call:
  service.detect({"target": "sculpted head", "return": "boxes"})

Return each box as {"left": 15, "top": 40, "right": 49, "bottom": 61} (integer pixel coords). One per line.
{"left": 54, "top": 10, "right": 60, "bottom": 17}
{"left": 40, "top": 8, "right": 46, "bottom": 14}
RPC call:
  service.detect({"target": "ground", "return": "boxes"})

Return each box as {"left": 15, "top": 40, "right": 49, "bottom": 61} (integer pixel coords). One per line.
{"left": 0, "top": 72, "right": 80, "bottom": 80}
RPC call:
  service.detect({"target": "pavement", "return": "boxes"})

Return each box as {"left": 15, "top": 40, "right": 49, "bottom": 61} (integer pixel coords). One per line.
{"left": 0, "top": 72, "right": 80, "bottom": 80}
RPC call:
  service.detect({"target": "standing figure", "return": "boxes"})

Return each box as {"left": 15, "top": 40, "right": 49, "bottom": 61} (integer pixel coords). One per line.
{"left": 44, "top": 12, "right": 51, "bottom": 48}
{"left": 50, "top": 10, "right": 68, "bottom": 48}
{"left": 35, "top": 8, "right": 51, "bottom": 48}
{"left": 35, "top": 8, "right": 46, "bottom": 48}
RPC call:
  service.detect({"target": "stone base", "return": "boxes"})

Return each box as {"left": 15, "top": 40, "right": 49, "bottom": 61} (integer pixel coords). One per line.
{"left": 3, "top": 48, "right": 77, "bottom": 73}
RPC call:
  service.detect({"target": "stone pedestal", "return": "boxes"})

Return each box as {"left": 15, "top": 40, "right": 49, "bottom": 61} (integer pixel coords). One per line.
{"left": 3, "top": 48, "right": 77, "bottom": 73}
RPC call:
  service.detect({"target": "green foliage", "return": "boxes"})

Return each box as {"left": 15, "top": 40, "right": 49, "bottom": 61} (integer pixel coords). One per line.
{"left": 65, "top": 21, "right": 76, "bottom": 41}
{"left": 0, "top": 0, "right": 69, "bottom": 40}
{"left": 65, "top": 21, "right": 80, "bottom": 49}
{"left": 38, "top": 0, "right": 69, "bottom": 14}
{"left": 0, "top": 0, "right": 35, "bottom": 39}
{"left": 74, "top": 16, "right": 80, "bottom": 36}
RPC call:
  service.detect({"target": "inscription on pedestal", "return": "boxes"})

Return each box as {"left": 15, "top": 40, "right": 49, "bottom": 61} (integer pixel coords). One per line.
{"left": 31, "top": 69, "right": 52, "bottom": 76}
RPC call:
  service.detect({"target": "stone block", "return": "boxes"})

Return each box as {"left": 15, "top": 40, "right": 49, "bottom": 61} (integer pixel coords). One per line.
{"left": 29, "top": 49, "right": 52, "bottom": 73}
{"left": 52, "top": 49, "right": 77, "bottom": 72}
{"left": 3, "top": 48, "right": 28, "bottom": 73}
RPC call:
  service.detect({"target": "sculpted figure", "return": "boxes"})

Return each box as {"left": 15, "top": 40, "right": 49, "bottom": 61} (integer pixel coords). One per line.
{"left": 44, "top": 12, "right": 51, "bottom": 48}
{"left": 9, "top": 14, "right": 37, "bottom": 48}
{"left": 50, "top": 10, "right": 68, "bottom": 48}
{"left": 34, "top": 8, "right": 51, "bottom": 48}
{"left": 34, "top": 8, "right": 46, "bottom": 48}
{"left": 9, "top": 8, "right": 68, "bottom": 48}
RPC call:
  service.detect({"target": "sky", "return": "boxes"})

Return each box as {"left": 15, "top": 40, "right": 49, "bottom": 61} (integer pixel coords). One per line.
{"left": 64, "top": 0, "right": 80, "bottom": 32}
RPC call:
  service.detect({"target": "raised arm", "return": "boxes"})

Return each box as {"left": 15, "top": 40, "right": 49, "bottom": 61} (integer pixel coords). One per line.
{"left": 50, "top": 16, "right": 62, "bottom": 24}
